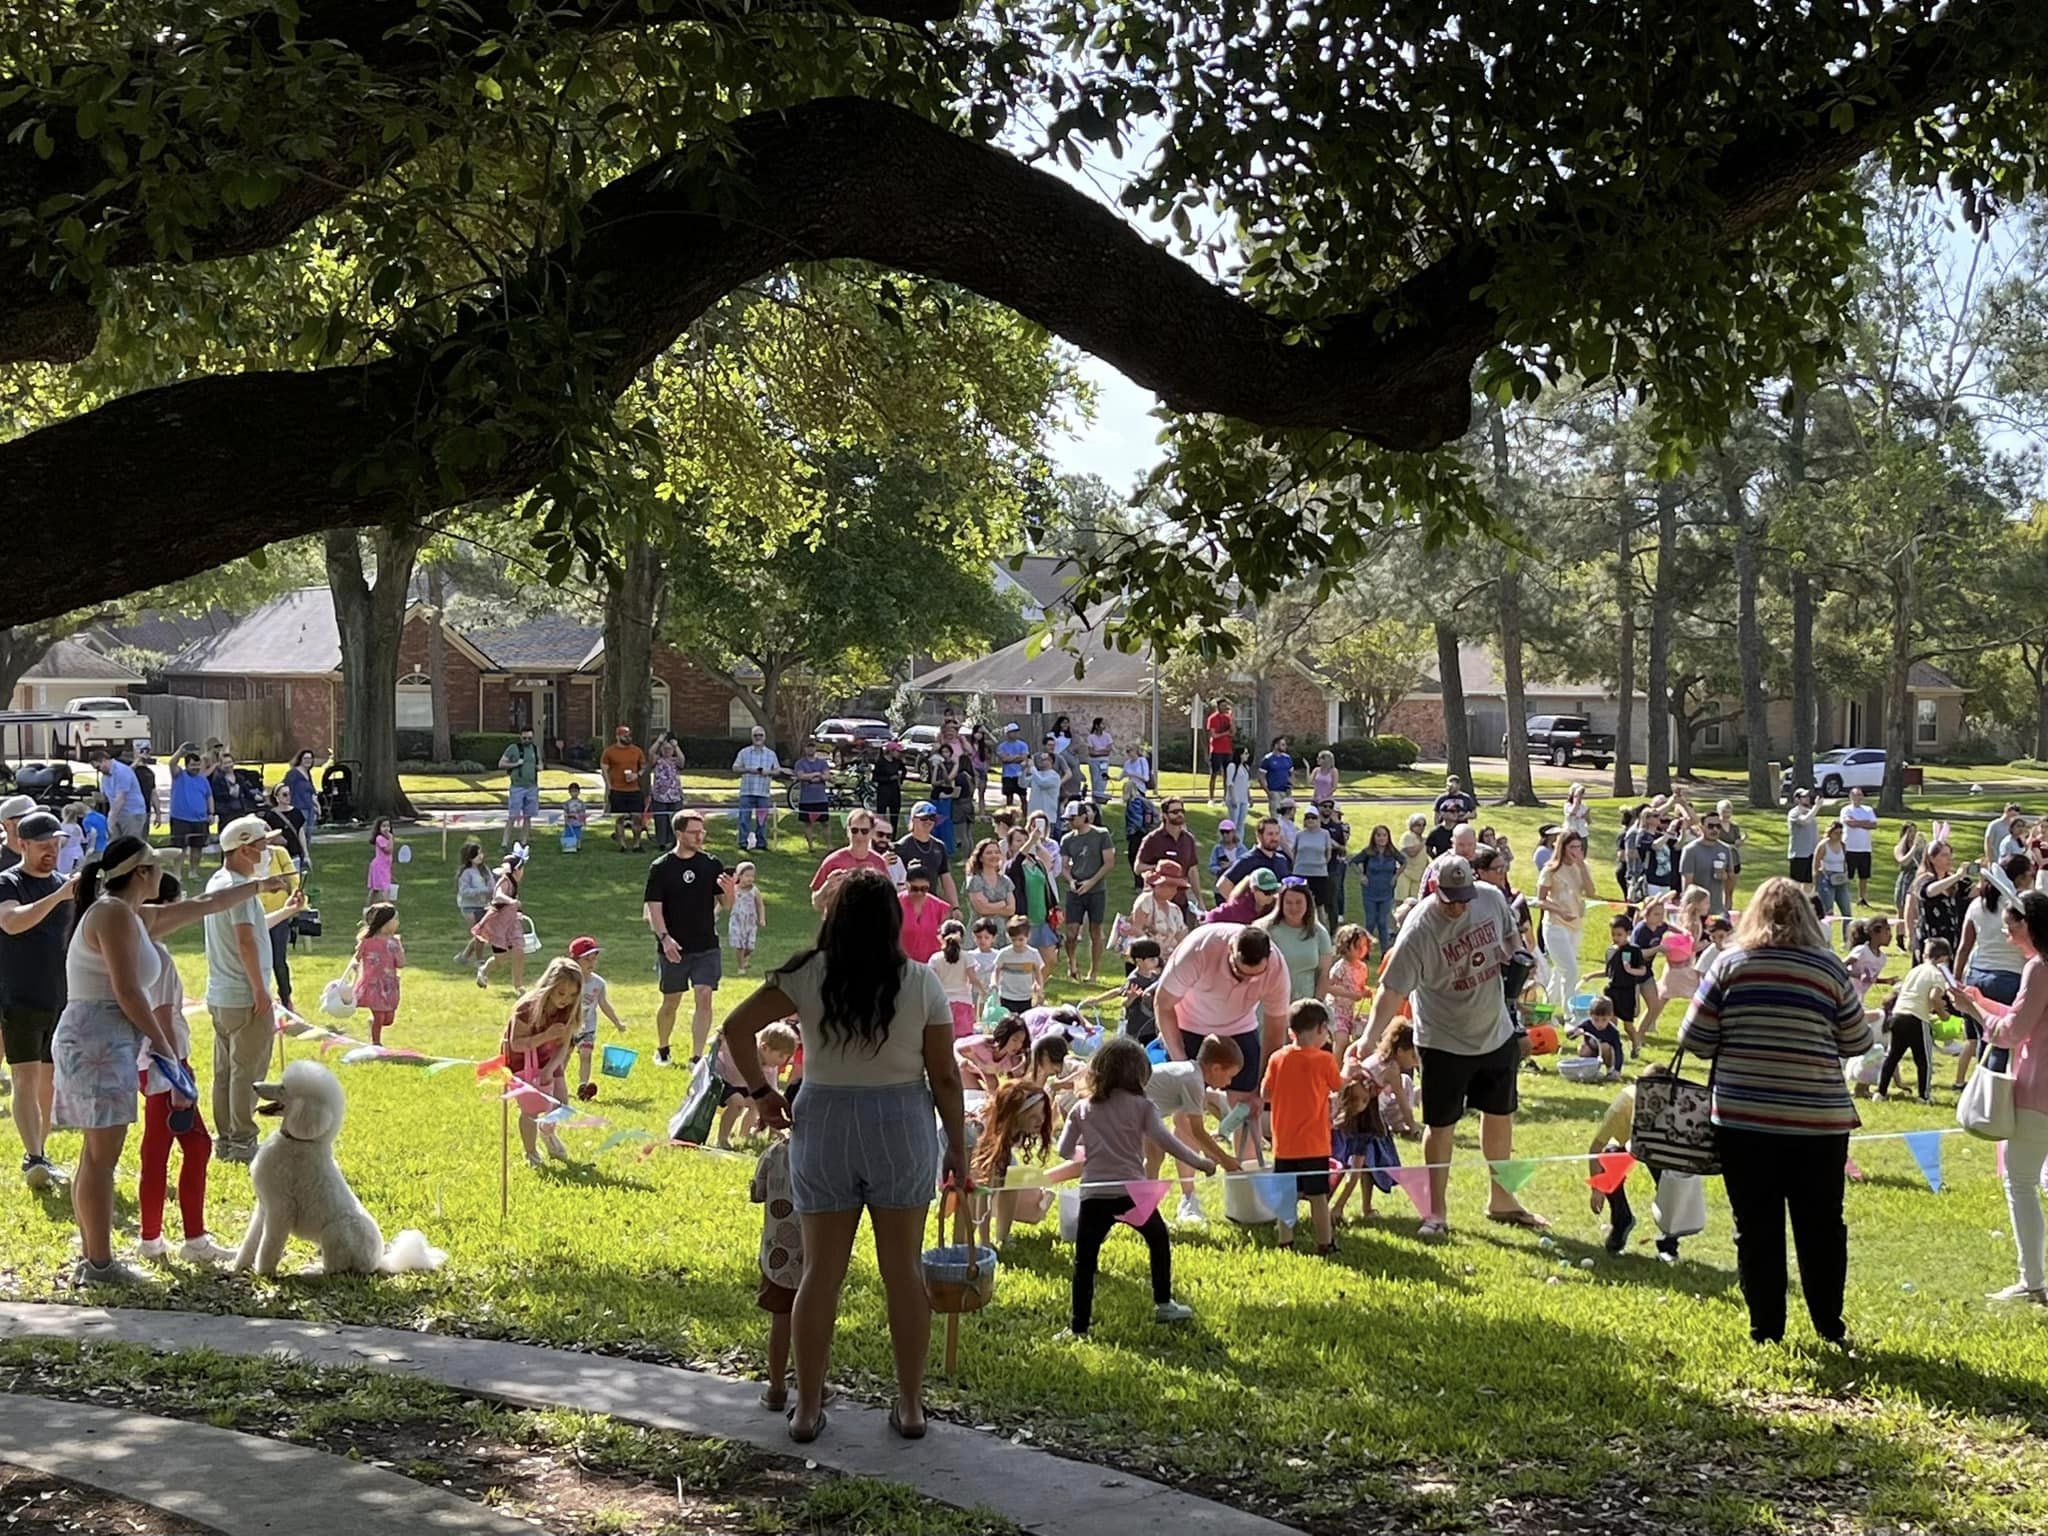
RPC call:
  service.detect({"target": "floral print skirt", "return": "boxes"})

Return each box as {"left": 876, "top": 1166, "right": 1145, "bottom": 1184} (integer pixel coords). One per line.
{"left": 53, "top": 999, "right": 145, "bottom": 1130}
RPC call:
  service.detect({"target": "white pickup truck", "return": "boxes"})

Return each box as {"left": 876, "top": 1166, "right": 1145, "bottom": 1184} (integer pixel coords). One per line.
{"left": 60, "top": 697, "right": 151, "bottom": 756}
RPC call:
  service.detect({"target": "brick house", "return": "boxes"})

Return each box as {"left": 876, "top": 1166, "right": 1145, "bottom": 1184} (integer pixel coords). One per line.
{"left": 162, "top": 586, "right": 746, "bottom": 758}
{"left": 908, "top": 603, "right": 1340, "bottom": 751}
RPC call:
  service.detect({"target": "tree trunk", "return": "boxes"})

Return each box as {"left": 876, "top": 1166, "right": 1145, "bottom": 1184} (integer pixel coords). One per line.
{"left": 1813, "top": 678, "right": 1835, "bottom": 756}
{"left": 1729, "top": 481, "right": 1777, "bottom": 810}
{"left": 2031, "top": 649, "right": 2048, "bottom": 760}
{"left": 1880, "top": 548, "right": 1918, "bottom": 816}
{"left": 325, "top": 527, "right": 429, "bottom": 822}
{"left": 425, "top": 563, "right": 453, "bottom": 764}
{"left": 1644, "top": 477, "right": 1678, "bottom": 794}
{"left": 1673, "top": 701, "right": 1696, "bottom": 779}
{"left": 1488, "top": 407, "right": 1538, "bottom": 806}
{"left": 0, "top": 627, "right": 56, "bottom": 718}
{"left": 1435, "top": 620, "right": 1472, "bottom": 787}
{"left": 602, "top": 540, "right": 668, "bottom": 751}
{"left": 1785, "top": 387, "right": 1815, "bottom": 792}
{"left": 1612, "top": 500, "right": 1637, "bottom": 798}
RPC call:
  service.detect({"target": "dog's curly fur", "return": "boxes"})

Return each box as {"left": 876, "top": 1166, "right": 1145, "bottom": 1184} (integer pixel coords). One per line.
{"left": 233, "top": 1061, "right": 443, "bottom": 1276}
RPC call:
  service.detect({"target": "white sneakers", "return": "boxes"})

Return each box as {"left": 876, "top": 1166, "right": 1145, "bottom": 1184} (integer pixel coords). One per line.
{"left": 1175, "top": 1194, "right": 1205, "bottom": 1225}
{"left": 1987, "top": 1283, "right": 2048, "bottom": 1305}
{"left": 138, "top": 1233, "right": 239, "bottom": 1265}
{"left": 1153, "top": 1300, "right": 1195, "bottom": 1324}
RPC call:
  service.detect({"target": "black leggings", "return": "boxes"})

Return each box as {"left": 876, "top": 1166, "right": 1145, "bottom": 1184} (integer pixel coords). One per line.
{"left": 1072, "top": 1194, "right": 1172, "bottom": 1332}
{"left": 1878, "top": 1013, "right": 1932, "bottom": 1100}
{"left": 1718, "top": 1125, "right": 1849, "bottom": 1344}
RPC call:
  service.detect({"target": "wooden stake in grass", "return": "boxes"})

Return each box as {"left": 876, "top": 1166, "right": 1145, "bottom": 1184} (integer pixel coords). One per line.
{"left": 500, "top": 1094, "right": 510, "bottom": 1225}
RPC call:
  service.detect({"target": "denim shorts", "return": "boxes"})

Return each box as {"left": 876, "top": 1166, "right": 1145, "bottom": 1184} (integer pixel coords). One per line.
{"left": 507, "top": 785, "right": 540, "bottom": 818}
{"left": 788, "top": 1080, "right": 938, "bottom": 1213}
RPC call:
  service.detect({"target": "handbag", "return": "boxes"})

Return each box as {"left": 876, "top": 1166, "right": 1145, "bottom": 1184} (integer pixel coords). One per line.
{"left": 666, "top": 1054, "right": 721, "bottom": 1145}
{"left": 1957, "top": 1059, "right": 2017, "bottom": 1142}
{"left": 1629, "top": 1049, "right": 1720, "bottom": 1176}
{"left": 1651, "top": 1170, "right": 1707, "bottom": 1238}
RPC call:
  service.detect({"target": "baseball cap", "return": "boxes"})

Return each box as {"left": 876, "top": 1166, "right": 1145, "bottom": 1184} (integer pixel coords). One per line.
{"left": 1302, "top": 807, "right": 1321, "bottom": 822}
{"left": 1064, "top": 800, "right": 1091, "bottom": 819}
{"left": 1247, "top": 868, "right": 1282, "bottom": 895}
{"left": 1003, "top": 723, "right": 1019, "bottom": 733}
{"left": 1276, "top": 798, "right": 1297, "bottom": 813}
{"left": 1435, "top": 855, "right": 1479, "bottom": 902}
{"left": 15, "top": 811, "right": 61, "bottom": 842}
{"left": 903, "top": 859, "right": 933, "bottom": 884}
{"left": 220, "top": 813, "right": 278, "bottom": 852}
{"left": 1217, "top": 818, "right": 1236, "bottom": 833}
{"left": 0, "top": 794, "right": 33, "bottom": 822}
{"left": 911, "top": 801, "right": 939, "bottom": 820}
{"left": 568, "top": 936, "right": 601, "bottom": 960}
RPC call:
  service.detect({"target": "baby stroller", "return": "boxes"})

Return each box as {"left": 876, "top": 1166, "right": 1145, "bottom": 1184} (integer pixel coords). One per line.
{"left": 319, "top": 761, "right": 359, "bottom": 826}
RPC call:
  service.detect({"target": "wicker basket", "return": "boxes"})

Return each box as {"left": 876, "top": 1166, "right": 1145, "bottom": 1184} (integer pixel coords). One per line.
{"left": 922, "top": 1242, "right": 998, "bottom": 1314}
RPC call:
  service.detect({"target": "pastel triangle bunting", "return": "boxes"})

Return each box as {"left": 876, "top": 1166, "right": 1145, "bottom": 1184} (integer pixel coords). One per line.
{"left": 1116, "top": 1180, "right": 1169, "bottom": 1227}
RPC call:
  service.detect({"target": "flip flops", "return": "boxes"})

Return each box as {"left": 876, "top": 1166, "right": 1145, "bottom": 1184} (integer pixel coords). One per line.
{"left": 787, "top": 1411, "right": 827, "bottom": 1444}
{"left": 889, "top": 1406, "right": 927, "bottom": 1440}
{"left": 1487, "top": 1208, "right": 1552, "bottom": 1231}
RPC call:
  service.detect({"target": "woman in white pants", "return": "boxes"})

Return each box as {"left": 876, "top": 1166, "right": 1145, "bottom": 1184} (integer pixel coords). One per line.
{"left": 1985, "top": 889, "right": 2048, "bottom": 1303}
{"left": 1537, "top": 831, "right": 1597, "bottom": 1015}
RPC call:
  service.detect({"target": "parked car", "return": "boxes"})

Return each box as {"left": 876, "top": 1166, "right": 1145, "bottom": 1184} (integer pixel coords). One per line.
{"left": 899, "top": 724, "right": 941, "bottom": 774}
{"left": 809, "top": 717, "right": 894, "bottom": 754}
{"left": 60, "top": 697, "right": 151, "bottom": 757}
{"left": 1782, "top": 748, "right": 1887, "bottom": 800}
{"left": 1508, "top": 714, "right": 1616, "bottom": 769}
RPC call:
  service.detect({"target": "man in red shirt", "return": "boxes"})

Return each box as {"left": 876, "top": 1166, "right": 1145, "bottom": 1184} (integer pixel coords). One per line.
{"left": 807, "top": 809, "right": 892, "bottom": 913}
{"left": 1204, "top": 700, "right": 1234, "bottom": 802}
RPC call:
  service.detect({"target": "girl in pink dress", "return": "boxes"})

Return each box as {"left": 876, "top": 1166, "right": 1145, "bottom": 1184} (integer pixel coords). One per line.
{"left": 473, "top": 855, "right": 528, "bottom": 992}
{"left": 351, "top": 903, "right": 405, "bottom": 1046}
{"left": 366, "top": 818, "right": 396, "bottom": 902}
{"left": 502, "top": 958, "right": 580, "bottom": 1167}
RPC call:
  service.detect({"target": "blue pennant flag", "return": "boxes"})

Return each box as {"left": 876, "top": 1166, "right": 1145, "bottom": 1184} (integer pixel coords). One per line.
{"left": 1904, "top": 1130, "right": 1945, "bottom": 1193}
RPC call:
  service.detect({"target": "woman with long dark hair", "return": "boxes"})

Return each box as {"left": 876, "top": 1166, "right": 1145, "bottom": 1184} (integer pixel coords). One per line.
{"left": 719, "top": 869, "right": 969, "bottom": 1445}
{"left": 1977, "top": 889, "right": 2048, "bottom": 1301}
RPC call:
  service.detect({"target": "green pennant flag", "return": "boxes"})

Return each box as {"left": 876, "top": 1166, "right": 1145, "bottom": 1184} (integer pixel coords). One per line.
{"left": 423, "top": 1059, "right": 464, "bottom": 1075}
{"left": 1488, "top": 1158, "right": 1541, "bottom": 1195}
{"left": 595, "top": 1128, "right": 653, "bottom": 1156}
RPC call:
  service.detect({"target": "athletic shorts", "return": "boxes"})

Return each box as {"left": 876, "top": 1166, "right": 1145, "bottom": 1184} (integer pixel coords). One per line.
{"left": 0, "top": 1006, "right": 59, "bottom": 1066}
{"left": 1788, "top": 858, "right": 1810, "bottom": 881}
{"left": 608, "top": 789, "right": 646, "bottom": 815}
{"left": 656, "top": 945, "right": 722, "bottom": 994}
{"left": 1209, "top": 751, "right": 1229, "bottom": 772}
{"left": 1063, "top": 885, "right": 1108, "bottom": 926}
{"left": 1273, "top": 1154, "right": 1332, "bottom": 1200}
{"left": 507, "top": 785, "right": 540, "bottom": 818}
{"left": 169, "top": 818, "right": 210, "bottom": 850}
{"left": 1182, "top": 1026, "right": 1260, "bottom": 1094}
{"left": 1419, "top": 1035, "right": 1521, "bottom": 1127}
{"left": 1845, "top": 850, "right": 1873, "bottom": 880}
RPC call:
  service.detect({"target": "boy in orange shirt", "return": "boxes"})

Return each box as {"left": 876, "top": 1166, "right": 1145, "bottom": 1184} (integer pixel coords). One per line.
{"left": 1261, "top": 998, "right": 1345, "bottom": 1254}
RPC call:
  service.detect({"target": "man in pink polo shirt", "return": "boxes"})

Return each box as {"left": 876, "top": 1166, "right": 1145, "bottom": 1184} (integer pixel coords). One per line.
{"left": 1155, "top": 922, "right": 1292, "bottom": 1160}
{"left": 807, "top": 809, "right": 891, "bottom": 913}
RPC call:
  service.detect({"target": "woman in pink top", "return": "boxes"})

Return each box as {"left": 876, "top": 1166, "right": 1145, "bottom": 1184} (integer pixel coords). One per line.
{"left": 1984, "top": 890, "right": 2048, "bottom": 1302}
{"left": 897, "top": 861, "right": 948, "bottom": 962}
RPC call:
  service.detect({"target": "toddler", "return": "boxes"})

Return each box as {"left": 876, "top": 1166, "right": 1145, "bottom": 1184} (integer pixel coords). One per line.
{"left": 473, "top": 854, "right": 528, "bottom": 991}
{"left": 1142, "top": 1033, "right": 1244, "bottom": 1223}
{"left": 1588, "top": 1065, "right": 1685, "bottom": 1260}
{"left": 366, "top": 816, "right": 396, "bottom": 903}
{"left": 1570, "top": 995, "right": 1626, "bottom": 1078}
{"left": 55, "top": 800, "right": 89, "bottom": 875}
{"left": 728, "top": 862, "right": 765, "bottom": 975}
{"left": 930, "top": 920, "right": 977, "bottom": 1038}
{"left": 1121, "top": 937, "right": 1164, "bottom": 1044}
{"left": 1324, "top": 923, "right": 1371, "bottom": 1052}
{"left": 750, "top": 1134, "right": 808, "bottom": 1411}
{"left": 715, "top": 1022, "right": 798, "bottom": 1148}
{"left": 454, "top": 840, "right": 492, "bottom": 965}
{"left": 996, "top": 916, "right": 1045, "bottom": 1013}
{"left": 79, "top": 795, "right": 109, "bottom": 862}
{"left": 561, "top": 785, "right": 587, "bottom": 853}
{"left": 350, "top": 902, "right": 405, "bottom": 1046}
{"left": 568, "top": 935, "right": 628, "bottom": 1100}
{"left": 966, "top": 917, "right": 1002, "bottom": 1008}
{"left": 1056, "top": 1037, "right": 1212, "bottom": 1335}
{"left": 1332, "top": 1017, "right": 1420, "bottom": 1222}
{"left": 1262, "top": 999, "right": 1345, "bottom": 1252}
{"left": 502, "top": 958, "right": 580, "bottom": 1167}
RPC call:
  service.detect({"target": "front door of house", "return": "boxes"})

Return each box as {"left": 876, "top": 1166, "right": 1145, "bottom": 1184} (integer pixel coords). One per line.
{"left": 509, "top": 684, "right": 558, "bottom": 747}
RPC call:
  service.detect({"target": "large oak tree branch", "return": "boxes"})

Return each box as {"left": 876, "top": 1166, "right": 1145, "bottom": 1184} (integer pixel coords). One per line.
{"left": 0, "top": 11, "right": 2034, "bottom": 625}
{"left": 0, "top": 0, "right": 962, "bottom": 364}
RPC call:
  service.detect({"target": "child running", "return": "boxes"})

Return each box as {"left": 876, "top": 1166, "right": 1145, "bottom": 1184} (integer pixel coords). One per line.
{"left": 1262, "top": 998, "right": 1346, "bottom": 1253}
{"left": 1846, "top": 918, "right": 1892, "bottom": 1001}
{"left": 567, "top": 936, "right": 628, "bottom": 1100}
{"left": 1603, "top": 912, "right": 1648, "bottom": 1049}
{"left": 350, "top": 902, "right": 404, "bottom": 1046}
{"left": 473, "top": 853, "right": 527, "bottom": 991}
{"left": 1056, "top": 1036, "right": 1213, "bottom": 1336}
{"left": 454, "top": 840, "right": 492, "bottom": 965}
{"left": 728, "top": 862, "right": 765, "bottom": 975}
{"left": 502, "top": 957, "right": 580, "bottom": 1167}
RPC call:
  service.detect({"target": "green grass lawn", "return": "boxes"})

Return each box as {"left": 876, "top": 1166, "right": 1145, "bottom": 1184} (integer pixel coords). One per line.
{"left": 5, "top": 801, "right": 2048, "bottom": 1533}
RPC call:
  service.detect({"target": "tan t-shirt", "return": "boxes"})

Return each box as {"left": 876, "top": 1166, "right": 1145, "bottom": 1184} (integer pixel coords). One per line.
{"left": 774, "top": 951, "right": 948, "bottom": 1087}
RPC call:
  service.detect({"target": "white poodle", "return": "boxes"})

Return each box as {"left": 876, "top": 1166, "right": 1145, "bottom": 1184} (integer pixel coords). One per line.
{"left": 234, "top": 1061, "right": 445, "bottom": 1277}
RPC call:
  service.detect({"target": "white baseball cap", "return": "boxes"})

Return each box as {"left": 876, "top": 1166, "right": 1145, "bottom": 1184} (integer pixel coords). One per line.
{"left": 220, "top": 814, "right": 279, "bottom": 852}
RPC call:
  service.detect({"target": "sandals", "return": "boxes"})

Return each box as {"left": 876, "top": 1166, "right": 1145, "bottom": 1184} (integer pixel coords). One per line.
{"left": 1487, "top": 1208, "right": 1551, "bottom": 1231}
{"left": 888, "top": 1405, "right": 927, "bottom": 1440}
{"left": 787, "top": 1410, "right": 827, "bottom": 1444}
{"left": 1417, "top": 1219, "right": 1449, "bottom": 1239}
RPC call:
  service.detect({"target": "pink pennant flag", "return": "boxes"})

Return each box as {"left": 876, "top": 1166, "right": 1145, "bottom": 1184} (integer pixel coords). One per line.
{"left": 1846, "top": 1155, "right": 1866, "bottom": 1182}
{"left": 1117, "top": 1180, "right": 1170, "bottom": 1228}
{"left": 1586, "top": 1151, "right": 1636, "bottom": 1195}
{"left": 315, "top": 1032, "right": 346, "bottom": 1055}
{"left": 1389, "top": 1165, "right": 1434, "bottom": 1221}
{"left": 475, "top": 1053, "right": 507, "bottom": 1080}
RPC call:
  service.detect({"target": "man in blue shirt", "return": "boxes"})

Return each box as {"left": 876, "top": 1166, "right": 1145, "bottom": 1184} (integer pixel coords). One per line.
{"left": 168, "top": 751, "right": 214, "bottom": 881}
{"left": 996, "top": 723, "right": 1031, "bottom": 806}
{"left": 90, "top": 748, "right": 146, "bottom": 843}
{"left": 1258, "top": 736, "right": 1294, "bottom": 811}
{"left": 1220, "top": 815, "right": 1294, "bottom": 896}
{"left": 731, "top": 726, "right": 781, "bottom": 852}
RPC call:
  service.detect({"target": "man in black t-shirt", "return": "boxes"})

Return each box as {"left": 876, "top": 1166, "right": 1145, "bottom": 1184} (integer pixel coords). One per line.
{"left": 0, "top": 811, "right": 77, "bottom": 1188}
{"left": 897, "top": 803, "right": 959, "bottom": 912}
{"left": 871, "top": 741, "right": 906, "bottom": 826}
{"left": 641, "top": 810, "right": 733, "bottom": 1067}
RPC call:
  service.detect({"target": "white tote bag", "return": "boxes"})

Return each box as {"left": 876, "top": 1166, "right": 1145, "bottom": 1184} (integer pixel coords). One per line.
{"left": 1957, "top": 1061, "right": 2017, "bottom": 1142}
{"left": 1651, "top": 1171, "right": 1707, "bottom": 1239}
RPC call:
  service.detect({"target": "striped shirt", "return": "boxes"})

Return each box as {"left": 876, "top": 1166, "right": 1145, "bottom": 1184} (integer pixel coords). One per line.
{"left": 1677, "top": 944, "right": 1872, "bottom": 1135}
